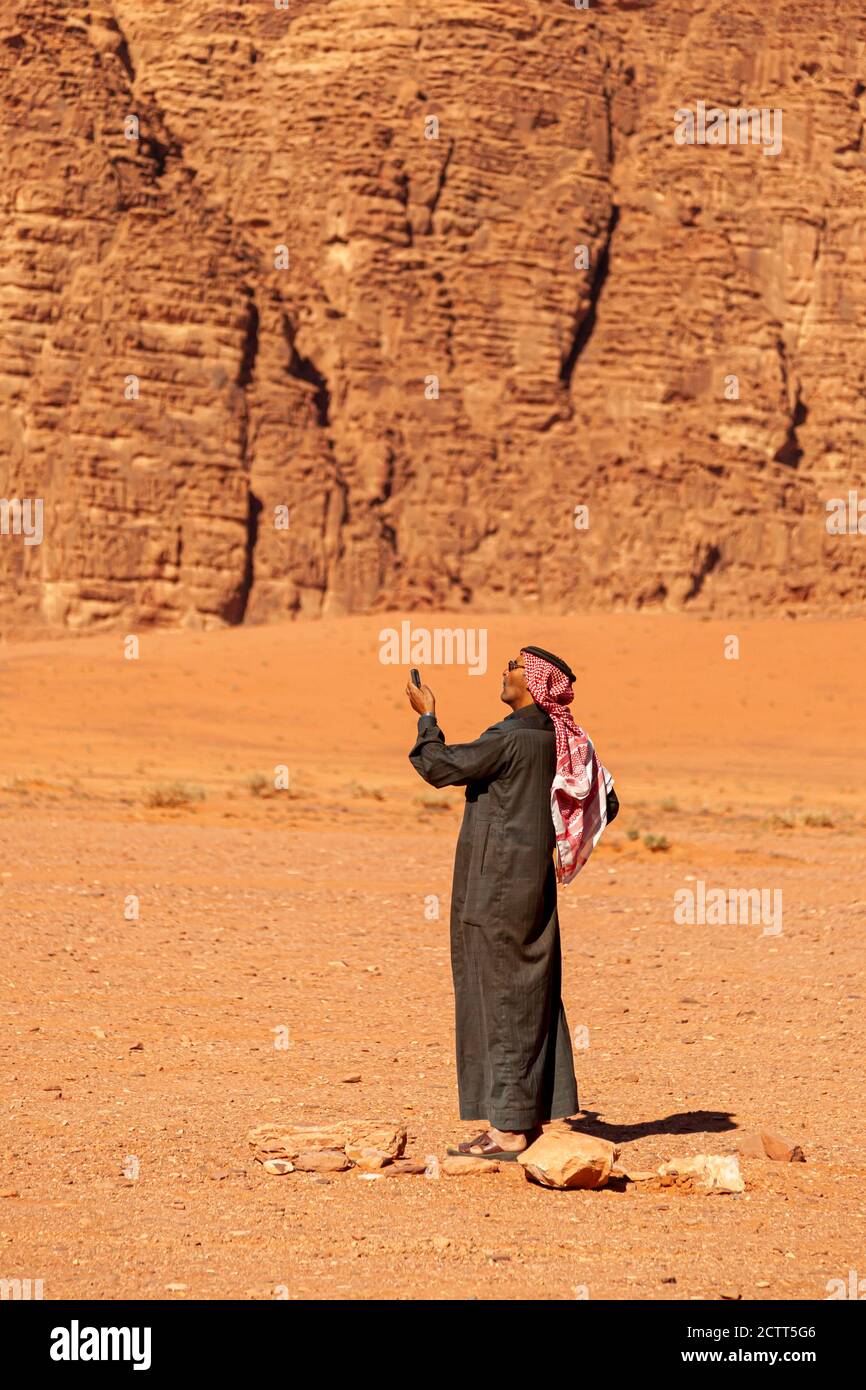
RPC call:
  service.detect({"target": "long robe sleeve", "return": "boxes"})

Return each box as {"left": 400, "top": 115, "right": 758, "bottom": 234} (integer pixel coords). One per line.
{"left": 408, "top": 715, "right": 508, "bottom": 788}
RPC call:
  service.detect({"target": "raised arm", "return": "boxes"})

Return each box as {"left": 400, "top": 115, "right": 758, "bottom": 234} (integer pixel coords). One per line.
{"left": 408, "top": 715, "right": 508, "bottom": 788}
{"left": 404, "top": 676, "right": 508, "bottom": 787}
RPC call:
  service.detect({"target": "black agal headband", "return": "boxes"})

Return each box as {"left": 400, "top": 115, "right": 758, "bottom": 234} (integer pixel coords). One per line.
{"left": 520, "top": 646, "right": 576, "bottom": 683}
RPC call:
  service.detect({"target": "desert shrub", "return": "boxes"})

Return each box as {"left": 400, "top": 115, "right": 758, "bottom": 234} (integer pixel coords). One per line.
{"left": 144, "top": 782, "right": 205, "bottom": 809}
{"left": 350, "top": 781, "right": 385, "bottom": 801}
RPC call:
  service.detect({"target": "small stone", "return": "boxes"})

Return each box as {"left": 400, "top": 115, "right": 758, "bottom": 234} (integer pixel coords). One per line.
{"left": 0, "top": 1189, "right": 20, "bottom": 1199}
{"left": 432, "top": 1236, "right": 451, "bottom": 1251}
{"left": 612, "top": 1165, "right": 656, "bottom": 1182}
{"left": 165, "top": 1282, "right": 187, "bottom": 1293}
{"left": 293, "top": 1150, "right": 350, "bottom": 1173}
{"left": 736, "top": 1133, "right": 766, "bottom": 1159}
{"left": 262, "top": 1159, "right": 294, "bottom": 1176}
{"left": 341, "top": 1074, "right": 362, "bottom": 1084}
{"left": 442, "top": 1155, "right": 501, "bottom": 1176}
{"left": 345, "top": 1145, "right": 392, "bottom": 1171}
{"left": 90, "top": 1028, "right": 107, "bottom": 1039}
{"left": 760, "top": 1130, "right": 806, "bottom": 1162}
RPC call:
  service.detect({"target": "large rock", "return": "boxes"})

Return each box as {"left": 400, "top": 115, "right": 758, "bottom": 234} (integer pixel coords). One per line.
{"left": 248, "top": 1120, "right": 407, "bottom": 1165}
{"left": 518, "top": 1131, "right": 619, "bottom": 1190}
{"left": 1, "top": 0, "right": 865, "bottom": 635}
{"left": 657, "top": 1155, "right": 745, "bottom": 1194}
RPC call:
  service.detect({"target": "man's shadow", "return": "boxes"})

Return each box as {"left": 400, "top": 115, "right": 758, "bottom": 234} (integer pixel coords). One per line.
{"left": 565, "top": 1110, "right": 737, "bottom": 1144}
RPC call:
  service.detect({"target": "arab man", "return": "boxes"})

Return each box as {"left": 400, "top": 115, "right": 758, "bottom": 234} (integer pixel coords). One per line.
{"left": 406, "top": 645, "right": 618, "bottom": 1159}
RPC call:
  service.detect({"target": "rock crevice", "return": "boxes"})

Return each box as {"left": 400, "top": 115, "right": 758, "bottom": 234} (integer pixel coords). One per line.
{"left": 1, "top": 0, "right": 864, "bottom": 632}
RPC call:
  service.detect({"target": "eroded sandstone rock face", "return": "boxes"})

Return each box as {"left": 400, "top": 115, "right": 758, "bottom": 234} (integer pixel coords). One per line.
{"left": 1, "top": 0, "right": 864, "bottom": 633}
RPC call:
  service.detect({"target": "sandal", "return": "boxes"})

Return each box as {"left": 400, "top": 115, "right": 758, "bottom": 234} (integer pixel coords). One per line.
{"left": 446, "top": 1131, "right": 490, "bottom": 1157}
{"left": 446, "top": 1130, "right": 526, "bottom": 1162}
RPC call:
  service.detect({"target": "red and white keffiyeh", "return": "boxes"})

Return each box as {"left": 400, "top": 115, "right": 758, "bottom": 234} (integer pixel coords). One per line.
{"left": 521, "top": 649, "right": 614, "bottom": 885}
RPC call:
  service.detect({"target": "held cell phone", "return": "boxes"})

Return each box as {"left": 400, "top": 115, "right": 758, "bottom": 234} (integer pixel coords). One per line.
{"left": 410, "top": 668, "right": 422, "bottom": 688}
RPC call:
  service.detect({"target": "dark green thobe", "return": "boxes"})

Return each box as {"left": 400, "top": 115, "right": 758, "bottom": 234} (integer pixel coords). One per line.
{"left": 409, "top": 703, "right": 578, "bottom": 1131}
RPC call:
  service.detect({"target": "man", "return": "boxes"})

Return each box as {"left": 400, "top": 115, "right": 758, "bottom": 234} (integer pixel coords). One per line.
{"left": 407, "top": 646, "right": 618, "bottom": 1159}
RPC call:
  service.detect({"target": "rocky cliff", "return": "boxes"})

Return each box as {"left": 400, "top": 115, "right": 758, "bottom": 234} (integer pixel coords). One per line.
{"left": 1, "top": 0, "right": 864, "bottom": 632}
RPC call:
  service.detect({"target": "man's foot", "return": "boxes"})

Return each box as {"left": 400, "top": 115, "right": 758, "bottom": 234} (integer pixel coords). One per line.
{"left": 445, "top": 1124, "right": 543, "bottom": 1160}
{"left": 452, "top": 1125, "right": 540, "bottom": 1156}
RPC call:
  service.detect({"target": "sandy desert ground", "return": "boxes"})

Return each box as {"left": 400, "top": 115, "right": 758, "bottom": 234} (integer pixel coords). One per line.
{"left": 0, "top": 612, "right": 864, "bottom": 1300}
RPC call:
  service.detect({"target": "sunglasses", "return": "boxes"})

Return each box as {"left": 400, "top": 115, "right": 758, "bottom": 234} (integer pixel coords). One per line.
{"left": 507, "top": 660, "right": 525, "bottom": 671}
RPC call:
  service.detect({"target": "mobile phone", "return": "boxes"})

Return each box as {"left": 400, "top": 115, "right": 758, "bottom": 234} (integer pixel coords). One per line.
{"left": 410, "top": 668, "right": 422, "bottom": 688}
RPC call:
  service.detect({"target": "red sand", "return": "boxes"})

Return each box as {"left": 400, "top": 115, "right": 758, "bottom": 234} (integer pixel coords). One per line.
{"left": 1, "top": 613, "right": 864, "bottom": 1299}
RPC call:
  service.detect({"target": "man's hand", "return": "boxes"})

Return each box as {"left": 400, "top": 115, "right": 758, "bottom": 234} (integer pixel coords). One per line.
{"left": 406, "top": 679, "right": 436, "bottom": 716}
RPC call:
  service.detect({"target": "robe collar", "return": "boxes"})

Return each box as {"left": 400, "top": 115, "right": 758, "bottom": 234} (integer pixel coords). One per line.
{"left": 503, "top": 701, "right": 549, "bottom": 723}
